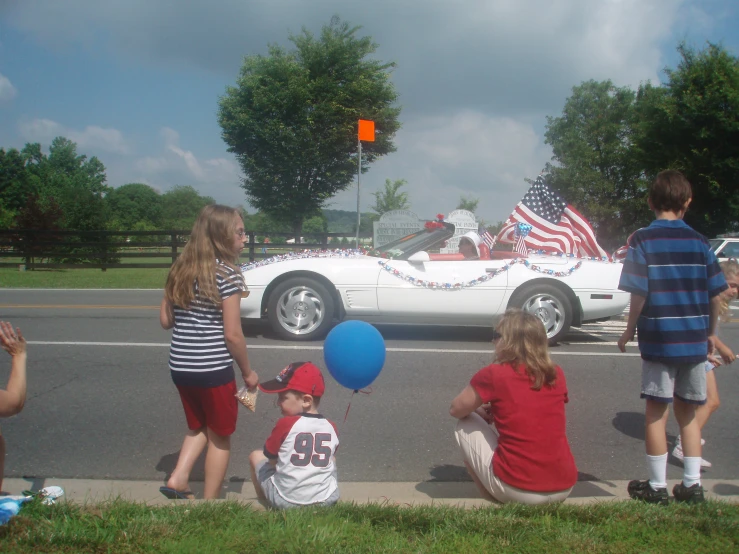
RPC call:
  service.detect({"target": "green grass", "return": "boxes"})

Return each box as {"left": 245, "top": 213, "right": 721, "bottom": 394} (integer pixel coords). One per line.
{"left": 1, "top": 498, "right": 737, "bottom": 553}
{"left": 0, "top": 267, "right": 169, "bottom": 289}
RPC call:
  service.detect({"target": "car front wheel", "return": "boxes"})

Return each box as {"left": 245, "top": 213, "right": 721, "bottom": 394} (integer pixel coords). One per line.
{"left": 509, "top": 284, "right": 573, "bottom": 344}
{"left": 266, "top": 277, "right": 336, "bottom": 341}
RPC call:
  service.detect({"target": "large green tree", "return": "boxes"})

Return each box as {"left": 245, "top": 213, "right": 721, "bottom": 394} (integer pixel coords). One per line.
{"left": 160, "top": 185, "right": 215, "bottom": 230}
{"left": 218, "top": 16, "right": 401, "bottom": 239}
{"left": 106, "top": 183, "right": 163, "bottom": 229}
{"left": 544, "top": 80, "right": 650, "bottom": 249}
{"left": 18, "top": 137, "right": 111, "bottom": 231}
{"left": 635, "top": 43, "right": 739, "bottom": 237}
{"left": 371, "top": 178, "right": 409, "bottom": 215}
{"left": 0, "top": 148, "right": 36, "bottom": 215}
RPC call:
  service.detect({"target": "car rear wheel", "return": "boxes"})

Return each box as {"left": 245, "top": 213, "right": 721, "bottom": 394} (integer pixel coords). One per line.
{"left": 267, "top": 277, "right": 335, "bottom": 341}
{"left": 509, "top": 284, "right": 572, "bottom": 344}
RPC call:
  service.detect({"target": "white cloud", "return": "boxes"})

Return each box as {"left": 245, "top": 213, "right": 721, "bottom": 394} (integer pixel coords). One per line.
{"left": 331, "top": 110, "right": 551, "bottom": 223}
{"left": 0, "top": 72, "right": 17, "bottom": 101}
{"left": 131, "top": 127, "right": 243, "bottom": 202}
{"left": 18, "top": 118, "right": 129, "bottom": 154}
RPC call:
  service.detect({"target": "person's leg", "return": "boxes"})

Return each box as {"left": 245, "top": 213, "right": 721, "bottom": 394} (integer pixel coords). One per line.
{"left": 463, "top": 460, "right": 496, "bottom": 502}
{"left": 674, "top": 398, "right": 701, "bottom": 479}
{"left": 249, "top": 450, "right": 268, "bottom": 502}
{"left": 454, "top": 413, "right": 499, "bottom": 501}
{"left": 167, "top": 428, "right": 207, "bottom": 493}
{"left": 694, "top": 369, "right": 719, "bottom": 429}
{"left": 203, "top": 428, "right": 230, "bottom": 499}
{"left": 644, "top": 399, "right": 670, "bottom": 457}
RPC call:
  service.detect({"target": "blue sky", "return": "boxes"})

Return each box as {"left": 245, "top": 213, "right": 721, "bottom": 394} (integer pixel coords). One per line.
{"left": 1, "top": 0, "right": 737, "bottom": 225}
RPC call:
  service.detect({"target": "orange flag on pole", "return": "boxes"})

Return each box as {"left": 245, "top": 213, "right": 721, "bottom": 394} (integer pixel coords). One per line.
{"left": 358, "top": 119, "right": 375, "bottom": 142}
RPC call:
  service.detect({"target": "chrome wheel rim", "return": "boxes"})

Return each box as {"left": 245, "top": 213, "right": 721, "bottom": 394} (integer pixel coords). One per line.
{"left": 520, "top": 293, "right": 565, "bottom": 339}
{"left": 276, "top": 286, "right": 325, "bottom": 335}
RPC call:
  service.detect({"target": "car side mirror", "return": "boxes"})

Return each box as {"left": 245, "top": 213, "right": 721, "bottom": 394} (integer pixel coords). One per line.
{"left": 408, "top": 251, "right": 430, "bottom": 264}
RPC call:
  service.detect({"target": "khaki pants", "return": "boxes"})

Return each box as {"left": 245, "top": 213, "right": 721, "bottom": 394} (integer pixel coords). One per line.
{"left": 454, "top": 413, "right": 572, "bottom": 505}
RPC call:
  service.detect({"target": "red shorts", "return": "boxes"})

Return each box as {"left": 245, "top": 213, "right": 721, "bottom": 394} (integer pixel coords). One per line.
{"left": 176, "top": 380, "right": 238, "bottom": 436}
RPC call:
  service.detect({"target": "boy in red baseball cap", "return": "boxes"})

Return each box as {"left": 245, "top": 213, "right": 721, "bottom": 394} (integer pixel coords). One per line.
{"left": 248, "top": 362, "right": 340, "bottom": 509}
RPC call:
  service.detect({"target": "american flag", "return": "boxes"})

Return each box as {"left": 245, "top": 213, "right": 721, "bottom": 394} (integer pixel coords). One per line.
{"left": 478, "top": 224, "right": 496, "bottom": 250}
{"left": 514, "top": 225, "right": 529, "bottom": 256}
{"left": 496, "top": 176, "right": 609, "bottom": 258}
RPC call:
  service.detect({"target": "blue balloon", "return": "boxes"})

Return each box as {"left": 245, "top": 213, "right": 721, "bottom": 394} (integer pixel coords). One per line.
{"left": 323, "top": 321, "right": 386, "bottom": 390}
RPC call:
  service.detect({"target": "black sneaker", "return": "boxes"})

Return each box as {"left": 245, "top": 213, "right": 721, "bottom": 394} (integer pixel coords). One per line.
{"left": 627, "top": 479, "right": 669, "bottom": 505}
{"left": 672, "top": 482, "right": 705, "bottom": 504}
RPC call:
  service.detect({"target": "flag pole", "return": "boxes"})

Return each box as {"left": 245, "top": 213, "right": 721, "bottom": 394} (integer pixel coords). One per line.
{"left": 356, "top": 138, "right": 361, "bottom": 248}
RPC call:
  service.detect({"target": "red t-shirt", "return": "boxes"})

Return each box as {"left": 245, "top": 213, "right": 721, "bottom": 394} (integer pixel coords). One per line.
{"left": 470, "top": 362, "right": 577, "bottom": 492}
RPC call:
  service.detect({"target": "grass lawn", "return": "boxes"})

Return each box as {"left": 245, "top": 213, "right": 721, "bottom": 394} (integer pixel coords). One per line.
{"left": 0, "top": 267, "right": 169, "bottom": 289}
{"left": 1, "top": 498, "right": 737, "bottom": 553}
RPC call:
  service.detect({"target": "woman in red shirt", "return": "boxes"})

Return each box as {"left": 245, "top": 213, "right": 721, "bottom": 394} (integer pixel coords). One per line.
{"left": 450, "top": 309, "right": 577, "bottom": 504}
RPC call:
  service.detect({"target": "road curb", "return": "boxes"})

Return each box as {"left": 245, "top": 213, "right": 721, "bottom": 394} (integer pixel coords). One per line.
{"left": 5, "top": 478, "right": 739, "bottom": 508}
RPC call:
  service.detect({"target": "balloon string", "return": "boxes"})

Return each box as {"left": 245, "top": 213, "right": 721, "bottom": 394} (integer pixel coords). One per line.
{"left": 342, "top": 387, "right": 373, "bottom": 424}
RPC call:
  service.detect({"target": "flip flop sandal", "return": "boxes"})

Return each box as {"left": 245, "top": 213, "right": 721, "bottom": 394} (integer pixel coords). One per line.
{"left": 22, "top": 486, "right": 65, "bottom": 505}
{"left": 159, "top": 486, "right": 194, "bottom": 500}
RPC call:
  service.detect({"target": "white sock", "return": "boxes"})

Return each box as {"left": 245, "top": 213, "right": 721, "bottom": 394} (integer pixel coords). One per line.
{"left": 683, "top": 457, "right": 702, "bottom": 488}
{"left": 646, "top": 453, "right": 668, "bottom": 489}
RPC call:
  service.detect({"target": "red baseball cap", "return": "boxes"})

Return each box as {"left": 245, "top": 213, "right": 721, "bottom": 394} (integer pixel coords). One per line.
{"left": 258, "top": 362, "right": 326, "bottom": 397}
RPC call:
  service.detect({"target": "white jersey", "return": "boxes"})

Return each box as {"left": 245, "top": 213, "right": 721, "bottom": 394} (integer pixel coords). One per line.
{"left": 263, "top": 414, "right": 339, "bottom": 505}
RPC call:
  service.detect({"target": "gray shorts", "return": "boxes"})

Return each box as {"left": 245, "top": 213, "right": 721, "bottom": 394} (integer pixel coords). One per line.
{"left": 256, "top": 460, "right": 339, "bottom": 510}
{"left": 641, "top": 360, "right": 707, "bottom": 404}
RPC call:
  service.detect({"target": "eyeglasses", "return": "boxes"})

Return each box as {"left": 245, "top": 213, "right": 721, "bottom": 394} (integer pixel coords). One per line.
{"left": 235, "top": 229, "right": 246, "bottom": 238}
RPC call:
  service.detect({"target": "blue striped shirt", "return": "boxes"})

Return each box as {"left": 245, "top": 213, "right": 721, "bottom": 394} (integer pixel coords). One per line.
{"left": 618, "top": 219, "right": 727, "bottom": 363}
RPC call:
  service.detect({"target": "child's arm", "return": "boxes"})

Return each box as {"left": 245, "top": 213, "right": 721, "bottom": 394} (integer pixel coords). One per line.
{"left": 712, "top": 335, "right": 735, "bottom": 365}
{"left": 0, "top": 322, "right": 27, "bottom": 418}
{"left": 159, "top": 297, "right": 174, "bottom": 330}
{"left": 222, "top": 294, "right": 259, "bottom": 389}
{"left": 618, "top": 293, "right": 646, "bottom": 352}
{"left": 707, "top": 295, "right": 723, "bottom": 356}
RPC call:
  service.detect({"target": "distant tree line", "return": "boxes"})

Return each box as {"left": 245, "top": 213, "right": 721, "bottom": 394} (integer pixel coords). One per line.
{"left": 544, "top": 42, "right": 739, "bottom": 248}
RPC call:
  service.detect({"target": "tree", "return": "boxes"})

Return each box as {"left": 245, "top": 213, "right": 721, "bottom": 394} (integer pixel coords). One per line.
{"left": 218, "top": 16, "right": 401, "bottom": 240}
{"left": 106, "top": 183, "right": 163, "bottom": 229}
{"left": 160, "top": 186, "right": 215, "bottom": 230}
{"left": 371, "top": 178, "right": 409, "bottom": 215}
{"left": 0, "top": 148, "right": 36, "bottom": 214}
{"left": 544, "top": 80, "right": 650, "bottom": 249}
{"left": 13, "top": 194, "right": 64, "bottom": 266}
{"left": 635, "top": 43, "right": 739, "bottom": 237}
{"left": 456, "top": 196, "right": 479, "bottom": 213}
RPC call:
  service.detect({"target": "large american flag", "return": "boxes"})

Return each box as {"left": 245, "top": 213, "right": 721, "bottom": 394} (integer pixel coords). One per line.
{"left": 495, "top": 176, "right": 609, "bottom": 258}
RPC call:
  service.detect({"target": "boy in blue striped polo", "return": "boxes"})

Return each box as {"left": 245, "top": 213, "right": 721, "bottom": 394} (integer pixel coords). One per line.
{"left": 617, "top": 170, "right": 727, "bottom": 504}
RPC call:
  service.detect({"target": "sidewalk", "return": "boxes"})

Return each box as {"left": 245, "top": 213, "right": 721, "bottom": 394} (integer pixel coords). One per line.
{"left": 5, "top": 477, "right": 739, "bottom": 508}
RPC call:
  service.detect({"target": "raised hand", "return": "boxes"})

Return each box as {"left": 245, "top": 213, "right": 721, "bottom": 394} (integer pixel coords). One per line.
{"left": 0, "top": 322, "right": 26, "bottom": 357}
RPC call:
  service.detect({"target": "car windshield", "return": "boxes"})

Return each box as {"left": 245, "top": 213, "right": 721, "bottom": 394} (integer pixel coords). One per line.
{"left": 709, "top": 239, "right": 723, "bottom": 252}
{"left": 375, "top": 222, "right": 455, "bottom": 259}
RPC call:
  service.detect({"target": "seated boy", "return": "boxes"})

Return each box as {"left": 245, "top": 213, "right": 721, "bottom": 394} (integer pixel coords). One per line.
{"left": 249, "top": 362, "right": 339, "bottom": 509}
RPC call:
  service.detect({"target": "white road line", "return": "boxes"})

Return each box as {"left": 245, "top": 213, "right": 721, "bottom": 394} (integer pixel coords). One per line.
{"left": 26, "top": 340, "right": 639, "bottom": 355}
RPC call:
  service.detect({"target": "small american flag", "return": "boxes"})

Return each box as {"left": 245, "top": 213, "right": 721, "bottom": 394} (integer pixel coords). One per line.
{"left": 514, "top": 227, "right": 529, "bottom": 256}
{"left": 478, "top": 225, "right": 495, "bottom": 250}
{"left": 496, "top": 176, "right": 608, "bottom": 258}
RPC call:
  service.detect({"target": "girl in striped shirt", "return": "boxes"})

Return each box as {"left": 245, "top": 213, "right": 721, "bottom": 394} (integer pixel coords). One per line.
{"left": 159, "top": 205, "right": 259, "bottom": 500}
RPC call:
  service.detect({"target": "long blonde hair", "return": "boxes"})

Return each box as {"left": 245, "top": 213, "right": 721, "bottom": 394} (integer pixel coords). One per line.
{"left": 165, "top": 204, "right": 241, "bottom": 309}
{"left": 494, "top": 309, "right": 558, "bottom": 390}
{"left": 719, "top": 259, "right": 739, "bottom": 321}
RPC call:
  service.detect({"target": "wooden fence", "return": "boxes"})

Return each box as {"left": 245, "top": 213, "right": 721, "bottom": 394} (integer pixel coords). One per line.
{"left": 0, "top": 229, "right": 373, "bottom": 270}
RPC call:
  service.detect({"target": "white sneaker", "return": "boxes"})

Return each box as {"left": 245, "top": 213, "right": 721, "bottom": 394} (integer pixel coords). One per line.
{"left": 672, "top": 439, "right": 712, "bottom": 468}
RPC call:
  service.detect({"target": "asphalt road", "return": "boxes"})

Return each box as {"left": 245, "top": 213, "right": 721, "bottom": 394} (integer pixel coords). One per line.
{"left": 1, "top": 289, "right": 737, "bottom": 485}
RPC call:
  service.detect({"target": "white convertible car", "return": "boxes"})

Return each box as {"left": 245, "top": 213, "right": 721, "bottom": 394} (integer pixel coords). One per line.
{"left": 240, "top": 222, "right": 628, "bottom": 342}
